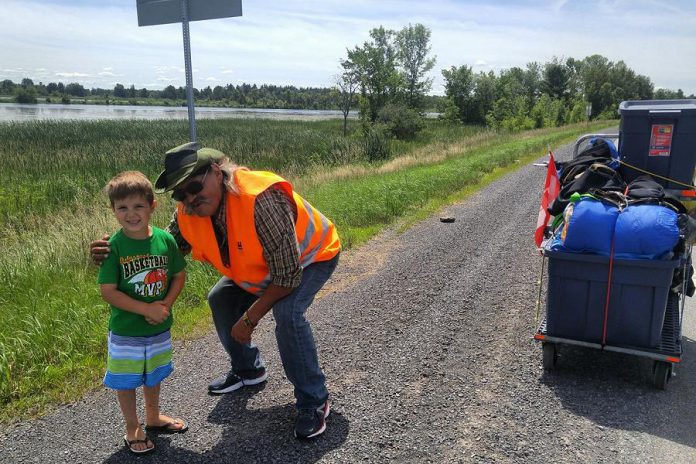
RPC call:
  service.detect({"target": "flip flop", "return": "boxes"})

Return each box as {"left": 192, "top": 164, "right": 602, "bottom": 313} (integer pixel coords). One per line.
{"left": 145, "top": 419, "right": 189, "bottom": 434}
{"left": 123, "top": 435, "right": 155, "bottom": 454}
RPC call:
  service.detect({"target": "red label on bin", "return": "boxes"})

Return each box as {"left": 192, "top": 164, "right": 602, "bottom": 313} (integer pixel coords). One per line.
{"left": 649, "top": 124, "right": 674, "bottom": 157}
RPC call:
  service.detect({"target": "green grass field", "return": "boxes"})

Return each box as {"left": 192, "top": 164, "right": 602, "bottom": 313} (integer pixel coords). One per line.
{"left": 0, "top": 117, "right": 613, "bottom": 423}
{"left": 0, "top": 118, "right": 484, "bottom": 222}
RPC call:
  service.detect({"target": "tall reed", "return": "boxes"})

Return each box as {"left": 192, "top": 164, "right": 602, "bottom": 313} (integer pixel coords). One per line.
{"left": 0, "top": 118, "right": 369, "bottom": 221}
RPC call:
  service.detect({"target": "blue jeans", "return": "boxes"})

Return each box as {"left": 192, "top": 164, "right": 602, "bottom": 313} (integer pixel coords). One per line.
{"left": 208, "top": 254, "right": 339, "bottom": 409}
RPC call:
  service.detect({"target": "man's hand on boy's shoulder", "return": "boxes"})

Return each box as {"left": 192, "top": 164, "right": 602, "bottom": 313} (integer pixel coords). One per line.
{"left": 90, "top": 234, "right": 111, "bottom": 265}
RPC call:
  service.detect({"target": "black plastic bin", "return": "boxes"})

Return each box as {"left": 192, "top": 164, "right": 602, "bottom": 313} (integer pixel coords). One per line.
{"left": 618, "top": 99, "right": 696, "bottom": 189}
{"left": 545, "top": 250, "right": 680, "bottom": 348}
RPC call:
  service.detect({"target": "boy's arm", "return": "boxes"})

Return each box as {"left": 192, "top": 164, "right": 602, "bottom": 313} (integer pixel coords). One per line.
{"left": 100, "top": 284, "right": 170, "bottom": 324}
{"left": 162, "top": 270, "right": 186, "bottom": 309}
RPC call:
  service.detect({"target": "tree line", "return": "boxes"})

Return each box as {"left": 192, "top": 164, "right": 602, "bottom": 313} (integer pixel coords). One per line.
{"left": 333, "top": 24, "right": 693, "bottom": 138}
{"left": 440, "top": 55, "right": 693, "bottom": 131}
{"left": 1, "top": 78, "right": 371, "bottom": 110}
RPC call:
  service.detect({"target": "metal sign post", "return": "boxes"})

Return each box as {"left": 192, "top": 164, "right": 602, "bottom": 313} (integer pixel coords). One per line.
{"left": 136, "top": 0, "right": 243, "bottom": 143}
{"left": 180, "top": 0, "right": 196, "bottom": 142}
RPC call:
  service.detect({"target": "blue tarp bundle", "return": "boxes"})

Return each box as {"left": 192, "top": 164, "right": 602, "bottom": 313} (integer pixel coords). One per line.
{"left": 549, "top": 196, "right": 679, "bottom": 259}
{"left": 614, "top": 205, "right": 679, "bottom": 259}
{"left": 549, "top": 196, "right": 618, "bottom": 255}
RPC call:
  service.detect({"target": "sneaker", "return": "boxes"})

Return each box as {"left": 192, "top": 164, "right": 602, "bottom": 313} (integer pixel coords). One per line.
{"left": 294, "top": 401, "right": 330, "bottom": 439}
{"left": 208, "top": 369, "right": 268, "bottom": 395}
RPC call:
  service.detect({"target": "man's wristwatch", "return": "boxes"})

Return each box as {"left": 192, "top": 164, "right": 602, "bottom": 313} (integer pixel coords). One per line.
{"left": 242, "top": 311, "right": 257, "bottom": 329}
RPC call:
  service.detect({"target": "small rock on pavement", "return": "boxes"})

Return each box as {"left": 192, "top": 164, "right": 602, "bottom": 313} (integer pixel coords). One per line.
{"left": 440, "top": 217, "right": 456, "bottom": 223}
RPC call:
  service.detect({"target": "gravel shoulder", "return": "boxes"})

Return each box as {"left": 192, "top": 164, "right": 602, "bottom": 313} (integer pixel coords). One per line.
{"left": 3, "top": 140, "right": 696, "bottom": 463}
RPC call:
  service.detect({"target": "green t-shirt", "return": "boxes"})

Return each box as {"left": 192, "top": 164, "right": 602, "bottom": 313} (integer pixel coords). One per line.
{"left": 98, "top": 227, "right": 186, "bottom": 336}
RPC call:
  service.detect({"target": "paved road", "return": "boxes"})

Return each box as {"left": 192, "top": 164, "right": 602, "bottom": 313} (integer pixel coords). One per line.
{"left": 2, "top": 139, "right": 696, "bottom": 463}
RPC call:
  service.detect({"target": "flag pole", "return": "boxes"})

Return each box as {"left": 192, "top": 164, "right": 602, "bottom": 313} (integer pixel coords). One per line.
{"left": 534, "top": 146, "right": 560, "bottom": 248}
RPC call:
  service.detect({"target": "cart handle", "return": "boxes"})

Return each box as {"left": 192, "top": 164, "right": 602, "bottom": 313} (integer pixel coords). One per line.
{"left": 572, "top": 133, "right": 619, "bottom": 158}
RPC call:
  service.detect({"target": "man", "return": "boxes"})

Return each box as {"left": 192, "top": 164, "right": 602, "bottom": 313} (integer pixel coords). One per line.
{"left": 91, "top": 142, "right": 340, "bottom": 439}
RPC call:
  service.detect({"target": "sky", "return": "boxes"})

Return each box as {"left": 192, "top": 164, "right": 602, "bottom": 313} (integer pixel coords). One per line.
{"left": 1, "top": 0, "right": 695, "bottom": 96}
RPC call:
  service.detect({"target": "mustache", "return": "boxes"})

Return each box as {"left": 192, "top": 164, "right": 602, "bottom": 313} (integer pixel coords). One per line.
{"left": 183, "top": 197, "right": 208, "bottom": 215}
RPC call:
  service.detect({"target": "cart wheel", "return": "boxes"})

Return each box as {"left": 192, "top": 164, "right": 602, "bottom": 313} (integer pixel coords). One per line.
{"left": 652, "top": 361, "right": 672, "bottom": 390}
{"left": 542, "top": 343, "right": 558, "bottom": 370}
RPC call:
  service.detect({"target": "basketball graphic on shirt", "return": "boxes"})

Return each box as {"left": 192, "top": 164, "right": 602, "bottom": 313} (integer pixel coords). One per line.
{"left": 144, "top": 268, "right": 167, "bottom": 284}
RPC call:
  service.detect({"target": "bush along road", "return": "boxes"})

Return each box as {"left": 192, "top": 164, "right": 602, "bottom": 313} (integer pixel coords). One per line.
{"left": 2, "top": 139, "right": 696, "bottom": 463}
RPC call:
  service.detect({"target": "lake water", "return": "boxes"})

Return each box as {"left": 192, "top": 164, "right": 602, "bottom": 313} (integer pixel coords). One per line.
{"left": 0, "top": 103, "right": 356, "bottom": 122}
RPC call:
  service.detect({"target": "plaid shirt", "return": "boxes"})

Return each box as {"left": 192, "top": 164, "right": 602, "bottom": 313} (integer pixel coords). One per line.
{"left": 166, "top": 185, "right": 302, "bottom": 288}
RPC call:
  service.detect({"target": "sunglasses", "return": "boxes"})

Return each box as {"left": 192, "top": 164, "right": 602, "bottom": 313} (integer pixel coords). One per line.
{"left": 171, "top": 167, "right": 210, "bottom": 202}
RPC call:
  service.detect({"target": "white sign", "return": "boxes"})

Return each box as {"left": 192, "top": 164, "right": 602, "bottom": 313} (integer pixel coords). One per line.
{"left": 137, "top": 0, "right": 242, "bottom": 27}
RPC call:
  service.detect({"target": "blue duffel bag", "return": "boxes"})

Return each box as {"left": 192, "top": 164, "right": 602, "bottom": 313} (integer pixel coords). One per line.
{"left": 549, "top": 195, "right": 619, "bottom": 255}
{"left": 614, "top": 204, "right": 679, "bottom": 259}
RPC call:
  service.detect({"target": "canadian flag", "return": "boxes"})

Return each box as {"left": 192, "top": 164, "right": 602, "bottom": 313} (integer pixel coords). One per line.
{"left": 534, "top": 152, "right": 560, "bottom": 248}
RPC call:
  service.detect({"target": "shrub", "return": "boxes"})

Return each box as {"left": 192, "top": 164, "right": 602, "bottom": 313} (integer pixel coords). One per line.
{"left": 14, "top": 88, "right": 37, "bottom": 104}
{"left": 376, "top": 103, "right": 424, "bottom": 140}
{"left": 530, "top": 95, "right": 567, "bottom": 128}
{"left": 487, "top": 96, "right": 535, "bottom": 132}
{"left": 568, "top": 99, "right": 588, "bottom": 123}
{"left": 501, "top": 115, "right": 535, "bottom": 132}
{"left": 596, "top": 104, "right": 619, "bottom": 120}
{"left": 440, "top": 98, "right": 462, "bottom": 125}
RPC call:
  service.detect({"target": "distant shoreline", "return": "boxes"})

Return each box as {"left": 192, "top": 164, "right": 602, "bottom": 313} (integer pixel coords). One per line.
{"left": 0, "top": 102, "right": 439, "bottom": 122}
{"left": 0, "top": 96, "right": 353, "bottom": 111}
{"left": 0, "top": 96, "right": 439, "bottom": 114}
{"left": 0, "top": 102, "right": 361, "bottom": 122}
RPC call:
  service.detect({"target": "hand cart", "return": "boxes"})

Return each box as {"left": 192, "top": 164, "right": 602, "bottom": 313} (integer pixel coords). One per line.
{"left": 534, "top": 252, "right": 690, "bottom": 390}
{"left": 534, "top": 100, "right": 696, "bottom": 389}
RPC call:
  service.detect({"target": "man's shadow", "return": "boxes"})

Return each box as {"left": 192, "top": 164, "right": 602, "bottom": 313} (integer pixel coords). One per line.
{"left": 541, "top": 336, "right": 696, "bottom": 450}
{"left": 102, "top": 384, "right": 349, "bottom": 463}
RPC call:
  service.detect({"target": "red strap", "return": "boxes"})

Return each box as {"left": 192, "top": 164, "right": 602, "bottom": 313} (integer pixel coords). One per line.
{"left": 602, "top": 186, "right": 628, "bottom": 346}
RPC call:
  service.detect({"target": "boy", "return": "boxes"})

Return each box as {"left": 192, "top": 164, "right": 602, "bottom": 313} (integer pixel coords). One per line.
{"left": 98, "top": 171, "right": 188, "bottom": 454}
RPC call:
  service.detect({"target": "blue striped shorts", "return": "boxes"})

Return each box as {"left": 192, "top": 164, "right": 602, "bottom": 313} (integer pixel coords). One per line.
{"left": 103, "top": 330, "right": 173, "bottom": 390}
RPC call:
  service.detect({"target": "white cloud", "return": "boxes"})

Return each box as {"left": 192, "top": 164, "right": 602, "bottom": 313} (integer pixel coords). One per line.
{"left": 2, "top": 68, "right": 27, "bottom": 74}
{"left": 0, "top": 0, "right": 694, "bottom": 93}
{"left": 154, "top": 66, "right": 184, "bottom": 74}
{"left": 56, "top": 72, "right": 91, "bottom": 78}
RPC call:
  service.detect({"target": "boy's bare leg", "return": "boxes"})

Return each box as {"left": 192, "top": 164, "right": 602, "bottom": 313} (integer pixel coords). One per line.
{"left": 143, "top": 383, "right": 186, "bottom": 430}
{"left": 116, "top": 389, "right": 153, "bottom": 452}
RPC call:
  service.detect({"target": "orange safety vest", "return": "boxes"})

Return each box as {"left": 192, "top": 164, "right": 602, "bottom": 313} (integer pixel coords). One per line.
{"left": 176, "top": 169, "right": 340, "bottom": 295}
